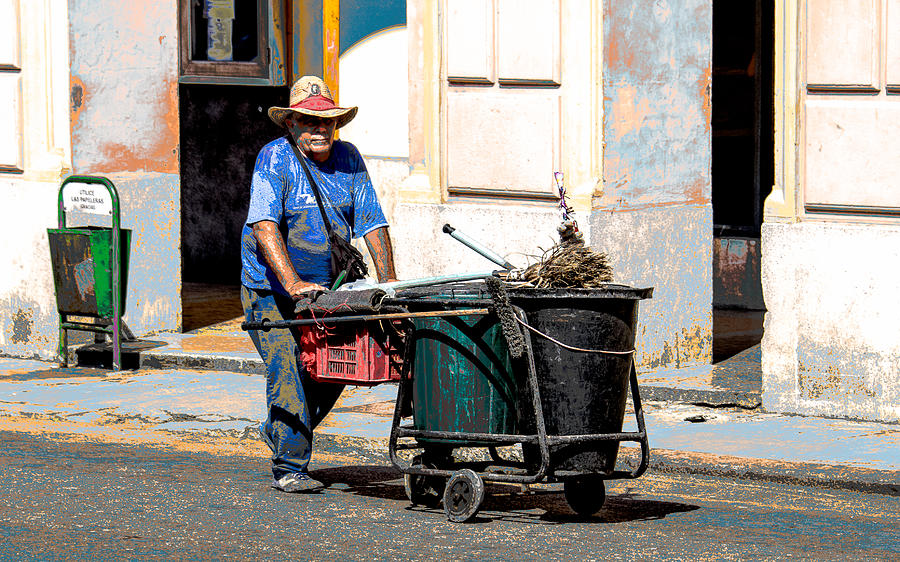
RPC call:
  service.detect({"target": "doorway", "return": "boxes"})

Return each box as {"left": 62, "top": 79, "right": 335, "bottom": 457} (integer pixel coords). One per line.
{"left": 179, "top": 83, "right": 288, "bottom": 332}
{"left": 711, "top": 0, "right": 774, "bottom": 361}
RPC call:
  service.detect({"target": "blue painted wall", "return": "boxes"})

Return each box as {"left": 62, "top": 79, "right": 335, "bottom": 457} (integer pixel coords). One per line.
{"left": 594, "top": 0, "right": 713, "bottom": 369}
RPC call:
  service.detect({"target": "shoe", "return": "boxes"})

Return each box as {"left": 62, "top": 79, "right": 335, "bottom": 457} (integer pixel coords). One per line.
{"left": 271, "top": 473, "right": 325, "bottom": 493}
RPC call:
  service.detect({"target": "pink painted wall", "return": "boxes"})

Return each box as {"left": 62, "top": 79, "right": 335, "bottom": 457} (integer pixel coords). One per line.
{"left": 68, "top": 0, "right": 182, "bottom": 334}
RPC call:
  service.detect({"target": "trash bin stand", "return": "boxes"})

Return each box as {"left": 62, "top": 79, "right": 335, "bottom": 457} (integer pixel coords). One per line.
{"left": 49, "top": 175, "right": 127, "bottom": 370}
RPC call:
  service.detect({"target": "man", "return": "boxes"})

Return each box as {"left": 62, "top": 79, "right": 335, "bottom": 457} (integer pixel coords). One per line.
{"left": 241, "top": 76, "right": 397, "bottom": 492}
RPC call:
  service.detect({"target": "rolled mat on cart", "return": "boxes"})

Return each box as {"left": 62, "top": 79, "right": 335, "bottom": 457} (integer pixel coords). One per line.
{"left": 509, "top": 286, "right": 652, "bottom": 473}
{"left": 294, "top": 288, "right": 388, "bottom": 315}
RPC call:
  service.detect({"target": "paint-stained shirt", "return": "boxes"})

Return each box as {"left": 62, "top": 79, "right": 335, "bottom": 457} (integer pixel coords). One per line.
{"left": 240, "top": 137, "right": 388, "bottom": 293}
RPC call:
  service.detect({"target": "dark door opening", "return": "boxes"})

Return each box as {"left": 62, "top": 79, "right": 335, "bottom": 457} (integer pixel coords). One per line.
{"left": 711, "top": 0, "right": 774, "bottom": 361}
{"left": 179, "top": 83, "right": 288, "bottom": 332}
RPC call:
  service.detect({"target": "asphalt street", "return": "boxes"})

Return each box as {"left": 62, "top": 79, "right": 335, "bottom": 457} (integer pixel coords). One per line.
{"left": 1, "top": 431, "right": 898, "bottom": 561}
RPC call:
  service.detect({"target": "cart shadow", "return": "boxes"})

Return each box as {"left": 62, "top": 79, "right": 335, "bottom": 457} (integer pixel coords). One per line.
{"left": 310, "top": 465, "right": 700, "bottom": 525}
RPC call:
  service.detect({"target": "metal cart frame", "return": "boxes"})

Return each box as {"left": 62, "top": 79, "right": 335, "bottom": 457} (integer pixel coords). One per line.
{"left": 385, "top": 299, "right": 651, "bottom": 522}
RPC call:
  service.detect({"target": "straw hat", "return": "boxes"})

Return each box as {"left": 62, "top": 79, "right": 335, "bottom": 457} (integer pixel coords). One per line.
{"left": 268, "top": 76, "right": 358, "bottom": 129}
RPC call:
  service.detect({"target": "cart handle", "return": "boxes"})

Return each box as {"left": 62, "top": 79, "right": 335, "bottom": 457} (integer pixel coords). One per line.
{"left": 241, "top": 308, "right": 491, "bottom": 331}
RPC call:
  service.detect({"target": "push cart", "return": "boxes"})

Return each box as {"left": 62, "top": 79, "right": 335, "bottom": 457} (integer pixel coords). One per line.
{"left": 243, "top": 280, "right": 653, "bottom": 522}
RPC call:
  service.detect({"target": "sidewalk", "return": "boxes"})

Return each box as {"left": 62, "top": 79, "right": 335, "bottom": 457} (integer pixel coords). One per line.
{"left": 1, "top": 321, "right": 898, "bottom": 497}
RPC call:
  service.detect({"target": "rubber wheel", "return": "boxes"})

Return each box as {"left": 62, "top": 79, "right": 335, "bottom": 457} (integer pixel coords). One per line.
{"left": 564, "top": 476, "right": 606, "bottom": 517}
{"left": 442, "top": 469, "right": 485, "bottom": 523}
{"left": 403, "top": 455, "right": 444, "bottom": 508}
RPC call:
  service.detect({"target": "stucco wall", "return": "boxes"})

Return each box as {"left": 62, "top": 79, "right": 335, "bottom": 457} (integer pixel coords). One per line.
{"left": 68, "top": 0, "right": 181, "bottom": 335}
{"left": 762, "top": 221, "right": 900, "bottom": 423}
{"left": 364, "top": 156, "right": 584, "bottom": 282}
{"left": 591, "top": 205, "right": 712, "bottom": 370}
{"left": 390, "top": 201, "right": 579, "bottom": 280}
{"left": 0, "top": 179, "right": 61, "bottom": 359}
{"left": 0, "top": 0, "right": 71, "bottom": 360}
{"left": 597, "top": 0, "right": 713, "bottom": 369}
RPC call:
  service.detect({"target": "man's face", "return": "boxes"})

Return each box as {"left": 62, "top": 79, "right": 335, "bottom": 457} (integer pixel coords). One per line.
{"left": 287, "top": 114, "right": 337, "bottom": 162}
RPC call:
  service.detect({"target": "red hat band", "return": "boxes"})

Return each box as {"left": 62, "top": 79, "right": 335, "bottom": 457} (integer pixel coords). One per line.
{"left": 291, "top": 95, "right": 338, "bottom": 111}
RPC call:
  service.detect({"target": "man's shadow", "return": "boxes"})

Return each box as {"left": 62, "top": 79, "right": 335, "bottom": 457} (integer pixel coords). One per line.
{"left": 310, "top": 465, "right": 699, "bottom": 525}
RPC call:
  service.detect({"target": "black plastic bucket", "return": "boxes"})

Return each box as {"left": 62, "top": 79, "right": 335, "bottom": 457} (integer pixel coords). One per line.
{"left": 509, "top": 286, "right": 652, "bottom": 473}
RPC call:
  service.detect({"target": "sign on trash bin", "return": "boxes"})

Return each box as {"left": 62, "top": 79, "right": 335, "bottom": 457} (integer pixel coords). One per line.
{"left": 62, "top": 182, "right": 114, "bottom": 215}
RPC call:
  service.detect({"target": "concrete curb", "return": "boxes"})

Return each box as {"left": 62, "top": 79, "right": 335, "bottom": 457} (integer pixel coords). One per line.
{"left": 67, "top": 343, "right": 763, "bottom": 411}
{"left": 139, "top": 352, "right": 266, "bottom": 376}
{"left": 310, "top": 433, "right": 900, "bottom": 497}
{"left": 616, "top": 448, "right": 900, "bottom": 497}
{"left": 638, "top": 385, "right": 762, "bottom": 409}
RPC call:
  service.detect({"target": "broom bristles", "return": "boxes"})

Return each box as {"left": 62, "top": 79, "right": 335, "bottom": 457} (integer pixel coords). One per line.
{"left": 517, "top": 241, "right": 613, "bottom": 288}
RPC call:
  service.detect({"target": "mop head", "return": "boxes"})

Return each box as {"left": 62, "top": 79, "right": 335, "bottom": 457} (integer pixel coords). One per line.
{"left": 484, "top": 276, "right": 526, "bottom": 358}
{"left": 517, "top": 240, "right": 613, "bottom": 288}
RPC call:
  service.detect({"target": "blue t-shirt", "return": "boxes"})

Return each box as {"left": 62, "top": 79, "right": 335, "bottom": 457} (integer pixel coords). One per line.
{"left": 240, "top": 137, "right": 388, "bottom": 294}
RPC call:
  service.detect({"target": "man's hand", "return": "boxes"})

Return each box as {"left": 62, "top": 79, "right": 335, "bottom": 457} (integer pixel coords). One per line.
{"left": 284, "top": 280, "right": 327, "bottom": 299}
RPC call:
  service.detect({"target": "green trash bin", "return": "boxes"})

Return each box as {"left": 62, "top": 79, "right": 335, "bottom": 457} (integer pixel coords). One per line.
{"left": 47, "top": 226, "right": 131, "bottom": 318}
{"left": 48, "top": 175, "right": 131, "bottom": 370}
{"left": 405, "top": 283, "right": 520, "bottom": 445}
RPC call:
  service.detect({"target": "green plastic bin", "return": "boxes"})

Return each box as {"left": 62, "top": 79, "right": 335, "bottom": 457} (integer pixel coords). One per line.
{"left": 47, "top": 226, "right": 131, "bottom": 318}
{"left": 406, "top": 285, "right": 519, "bottom": 443}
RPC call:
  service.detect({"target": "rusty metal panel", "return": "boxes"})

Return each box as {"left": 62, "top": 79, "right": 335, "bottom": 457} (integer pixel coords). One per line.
{"left": 713, "top": 237, "right": 764, "bottom": 310}
{"left": 291, "top": 0, "right": 324, "bottom": 81}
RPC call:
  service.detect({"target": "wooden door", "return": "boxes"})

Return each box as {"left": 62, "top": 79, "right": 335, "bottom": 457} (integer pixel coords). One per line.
{"left": 802, "top": 0, "right": 900, "bottom": 216}
{"left": 443, "top": 0, "right": 562, "bottom": 199}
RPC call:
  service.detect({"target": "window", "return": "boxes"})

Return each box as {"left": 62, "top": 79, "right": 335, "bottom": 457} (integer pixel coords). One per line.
{"left": 180, "top": 0, "right": 271, "bottom": 83}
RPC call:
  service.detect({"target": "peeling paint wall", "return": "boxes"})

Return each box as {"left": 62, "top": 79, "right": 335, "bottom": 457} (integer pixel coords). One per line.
{"left": 595, "top": 0, "right": 713, "bottom": 369}
{"left": 68, "top": 0, "right": 181, "bottom": 335}
{"left": 0, "top": 180, "right": 61, "bottom": 359}
{"left": 591, "top": 205, "right": 711, "bottom": 370}
{"left": 762, "top": 222, "right": 900, "bottom": 423}
{"left": 69, "top": 1, "right": 179, "bottom": 175}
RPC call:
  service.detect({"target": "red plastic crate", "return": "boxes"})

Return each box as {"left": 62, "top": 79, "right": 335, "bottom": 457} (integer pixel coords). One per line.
{"left": 310, "top": 324, "right": 403, "bottom": 385}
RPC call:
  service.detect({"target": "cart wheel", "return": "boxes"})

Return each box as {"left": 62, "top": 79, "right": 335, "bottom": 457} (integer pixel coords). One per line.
{"left": 443, "top": 469, "right": 485, "bottom": 523}
{"left": 564, "top": 476, "right": 606, "bottom": 517}
{"left": 403, "top": 455, "right": 444, "bottom": 508}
